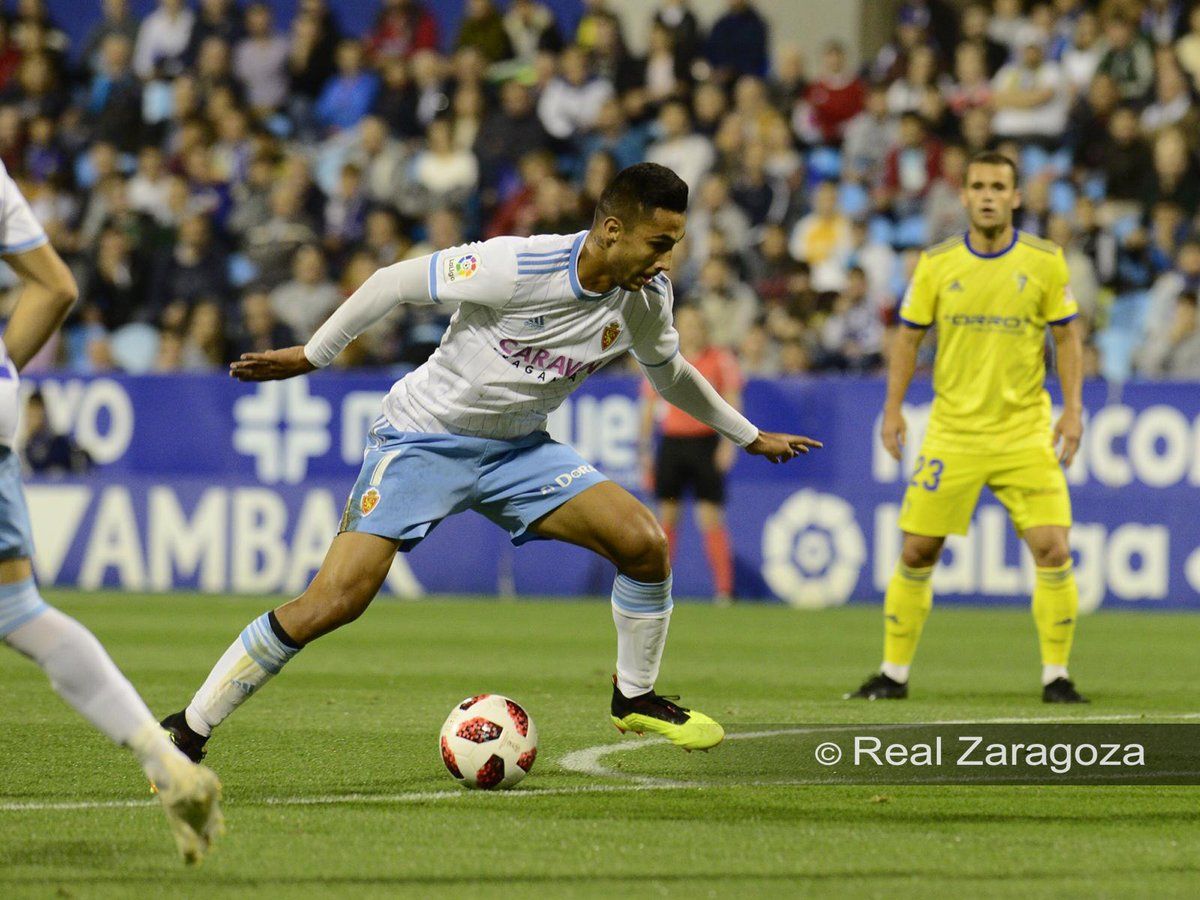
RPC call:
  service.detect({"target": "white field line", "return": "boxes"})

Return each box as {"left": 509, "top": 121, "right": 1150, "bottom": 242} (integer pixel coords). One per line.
{"left": 2, "top": 712, "right": 1197, "bottom": 813}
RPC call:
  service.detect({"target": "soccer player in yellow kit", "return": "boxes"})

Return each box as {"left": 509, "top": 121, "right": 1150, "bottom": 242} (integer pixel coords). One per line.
{"left": 847, "top": 152, "right": 1087, "bottom": 703}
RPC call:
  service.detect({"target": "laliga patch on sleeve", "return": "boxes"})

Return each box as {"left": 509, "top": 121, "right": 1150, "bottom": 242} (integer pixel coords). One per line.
{"left": 444, "top": 253, "right": 479, "bottom": 284}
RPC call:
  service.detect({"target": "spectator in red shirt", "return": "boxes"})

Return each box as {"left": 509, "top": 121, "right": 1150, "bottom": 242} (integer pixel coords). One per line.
{"left": 802, "top": 40, "right": 866, "bottom": 146}
{"left": 640, "top": 306, "right": 744, "bottom": 603}
{"left": 366, "top": 0, "right": 438, "bottom": 63}
{"left": 879, "top": 111, "right": 943, "bottom": 217}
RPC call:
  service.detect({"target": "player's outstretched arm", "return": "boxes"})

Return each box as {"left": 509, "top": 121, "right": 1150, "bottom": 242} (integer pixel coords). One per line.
{"left": 640, "top": 352, "right": 823, "bottom": 462}
{"left": 230, "top": 345, "right": 317, "bottom": 382}
{"left": 2, "top": 243, "right": 78, "bottom": 371}
{"left": 744, "top": 431, "right": 824, "bottom": 464}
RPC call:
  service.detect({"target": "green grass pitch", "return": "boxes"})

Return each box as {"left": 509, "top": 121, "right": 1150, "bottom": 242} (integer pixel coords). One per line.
{"left": 0, "top": 592, "right": 1197, "bottom": 897}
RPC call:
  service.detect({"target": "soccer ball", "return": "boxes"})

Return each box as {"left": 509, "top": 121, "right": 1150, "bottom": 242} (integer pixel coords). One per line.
{"left": 439, "top": 694, "right": 538, "bottom": 789}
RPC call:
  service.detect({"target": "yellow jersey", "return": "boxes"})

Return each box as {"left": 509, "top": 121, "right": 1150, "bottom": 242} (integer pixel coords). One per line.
{"left": 898, "top": 230, "right": 1078, "bottom": 454}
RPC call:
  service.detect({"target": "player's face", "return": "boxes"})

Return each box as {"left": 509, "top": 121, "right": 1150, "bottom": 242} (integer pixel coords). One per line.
{"left": 611, "top": 207, "right": 686, "bottom": 291}
{"left": 961, "top": 163, "right": 1020, "bottom": 232}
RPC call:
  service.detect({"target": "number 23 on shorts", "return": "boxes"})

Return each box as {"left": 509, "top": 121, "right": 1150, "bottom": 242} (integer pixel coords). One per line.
{"left": 910, "top": 455, "right": 944, "bottom": 491}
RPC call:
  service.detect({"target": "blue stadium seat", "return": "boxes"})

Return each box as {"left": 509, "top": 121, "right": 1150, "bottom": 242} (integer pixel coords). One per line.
{"left": 838, "top": 182, "right": 869, "bottom": 219}
{"left": 1048, "top": 147, "right": 1073, "bottom": 176}
{"left": 109, "top": 324, "right": 161, "bottom": 375}
{"left": 1049, "top": 181, "right": 1077, "bottom": 215}
{"left": 1020, "top": 145, "right": 1049, "bottom": 179}
{"left": 1111, "top": 214, "right": 1141, "bottom": 243}
{"left": 1096, "top": 291, "right": 1152, "bottom": 382}
{"left": 228, "top": 254, "right": 259, "bottom": 288}
{"left": 868, "top": 216, "right": 895, "bottom": 247}
{"left": 1083, "top": 175, "right": 1107, "bottom": 201}
{"left": 894, "top": 215, "right": 929, "bottom": 248}
{"left": 807, "top": 146, "right": 843, "bottom": 183}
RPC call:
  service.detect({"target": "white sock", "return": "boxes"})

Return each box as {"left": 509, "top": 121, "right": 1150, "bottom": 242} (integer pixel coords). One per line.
{"left": 186, "top": 612, "right": 300, "bottom": 737}
{"left": 611, "top": 573, "right": 673, "bottom": 698}
{"left": 3, "top": 595, "right": 157, "bottom": 746}
{"left": 1042, "top": 664, "right": 1069, "bottom": 686}
{"left": 881, "top": 662, "right": 910, "bottom": 684}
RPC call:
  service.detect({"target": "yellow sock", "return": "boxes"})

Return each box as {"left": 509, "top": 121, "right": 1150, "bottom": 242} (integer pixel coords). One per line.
{"left": 1032, "top": 562, "right": 1078, "bottom": 672}
{"left": 882, "top": 562, "right": 934, "bottom": 679}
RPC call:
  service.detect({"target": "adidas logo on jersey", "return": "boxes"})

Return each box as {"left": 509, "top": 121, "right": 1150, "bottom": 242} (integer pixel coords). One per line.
{"left": 949, "top": 280, "right": 964, "bottom": 291}
{"left": 524, "top": 315, "right": 546, "bottom": 330}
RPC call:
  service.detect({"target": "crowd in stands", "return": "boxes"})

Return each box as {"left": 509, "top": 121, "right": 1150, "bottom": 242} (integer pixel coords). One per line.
{"left": 2, "top": 0, "right": 1199, "bottom": 381}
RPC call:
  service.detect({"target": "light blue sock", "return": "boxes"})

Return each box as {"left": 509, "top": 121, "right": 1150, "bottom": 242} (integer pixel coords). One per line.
{"left": 185, "top": 612, "right": 301, "bottom": 736}
{"left": 611, "top": 574, "right": 673, "bottom": 697}
{"left": 0, "top": 577, "right": 48, "bottom": 637}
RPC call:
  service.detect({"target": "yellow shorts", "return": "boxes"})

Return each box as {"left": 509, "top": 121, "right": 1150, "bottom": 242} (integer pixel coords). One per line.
{"left": 897, "top": 444, "right": 1072, "bottom": 537}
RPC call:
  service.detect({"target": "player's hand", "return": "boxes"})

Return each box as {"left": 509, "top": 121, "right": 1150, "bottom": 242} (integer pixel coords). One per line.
{"left": 744, "top": 431, "right": 822, "bottom": 464}
{"left": 1054, "top": 406, "right": 1084, "bottom": 467}
{"left": 881, "top": 408, "right": 907, "bottom": 461}
{"left": 230, "top": 346, "right": 317, "bottom": 382}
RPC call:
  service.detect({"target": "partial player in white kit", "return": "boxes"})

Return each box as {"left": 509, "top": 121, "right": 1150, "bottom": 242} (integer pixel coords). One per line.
{"left": 163, "top": 163, "right": 821, "bottom": 758}
{"left": 0, "top": 162, "right": 223, "bottom": 863}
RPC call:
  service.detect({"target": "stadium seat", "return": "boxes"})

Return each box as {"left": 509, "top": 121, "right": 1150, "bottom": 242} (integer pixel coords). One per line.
{"left": 1020, "top": 145, "right": 1050, "bottom": 179}
{"left": 807, "top": 146, "right": 843, "bottom": 183}
{"left": 894, "top": 215, "right": 929, "bottom": 248}
{"left": 868, "top": 216, "right": 895, "bottom": 247}
{"left": 109, "top": 324, "right": 161, "bottom": 375}
{"left": 1049, "top": 181, "right": 1077, "bottom": 215}
{"left": 838, "top": 182, "right": 869, "bottom": 219}
{"left": 228, "top": 254, "right": 259, "bottom": 288}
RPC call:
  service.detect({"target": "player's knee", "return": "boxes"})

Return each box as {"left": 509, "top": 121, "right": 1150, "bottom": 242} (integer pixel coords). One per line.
{"left": 1031, "top": 539, "right": 1071, "bottom": 568}
{"left": 614, "top": 517, "right": 671, "bottom": 582}
{"left": 900, "top": 540, "right": 942, "bottom": 569}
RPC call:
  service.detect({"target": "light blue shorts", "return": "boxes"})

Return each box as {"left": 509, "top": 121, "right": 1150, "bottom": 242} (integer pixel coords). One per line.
{"left": 0, "top": 447, "right": 33, "bottom": 560}
{"left": 340, "top": 420, "right": 609, "bottom": 551}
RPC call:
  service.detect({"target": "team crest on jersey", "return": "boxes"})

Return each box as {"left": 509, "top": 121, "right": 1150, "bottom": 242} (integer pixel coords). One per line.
{"left": 360, "top": 488, "right": 381, "bottom": 516}
{"left": 601, "top": 321, "right": 622, "bottom": 351}
{"left": 444, "top": 253, "right": 479, "bottom": 284}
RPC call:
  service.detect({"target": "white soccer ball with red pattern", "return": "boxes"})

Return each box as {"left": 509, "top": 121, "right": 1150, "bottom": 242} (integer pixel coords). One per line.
{"left": 439, "top": 694, "right": 538, "bottom": 789}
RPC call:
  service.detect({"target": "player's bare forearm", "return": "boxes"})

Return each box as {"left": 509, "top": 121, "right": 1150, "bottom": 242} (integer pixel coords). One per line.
{"left": 230, "top": 346, "right": 317, "bottom": 381}
{"left": 744, "top": 431, "right": 823, "bottom": 463}
{"left": 1052, "top": 319, "right": 1083, "bottom": 412}
{"left": 2, "top": 244, "right": 78, "bottom": 371}
{"left": 1051, "top": 319, "right": 1084, "bottom": 465}
{"left": 881, "top": 326, "right": 923, "bottom": 460}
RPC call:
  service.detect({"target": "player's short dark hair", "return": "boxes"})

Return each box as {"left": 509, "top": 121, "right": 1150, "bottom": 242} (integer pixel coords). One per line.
{"left": 964, "top": 151, "right": 1019, "bottom": 186}
{"left": 594, "top": 162, "right": 688, "bottom": 225}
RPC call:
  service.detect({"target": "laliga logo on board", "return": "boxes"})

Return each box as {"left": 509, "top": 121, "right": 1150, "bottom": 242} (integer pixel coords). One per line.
{"left": 232, "top": 378, "right": 331, "bottom": 484}
{"left": 761, "top": 489, "right": 867, "bottom": 609}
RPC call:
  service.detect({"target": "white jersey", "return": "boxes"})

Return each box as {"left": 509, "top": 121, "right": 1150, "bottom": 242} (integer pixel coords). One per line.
{"left": 0, "top": 160, "right": 49, "bottom": 446}
{"left": 383, "top": 231, "right": 679, "bottom": 440}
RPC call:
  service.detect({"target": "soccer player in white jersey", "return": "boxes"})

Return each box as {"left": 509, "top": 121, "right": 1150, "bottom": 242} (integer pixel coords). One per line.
{"left": 162, "top": 163, "right": 820, "bottom": 757}
{"left": 0, "top": 163, "right": 223, "bottom": 863}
